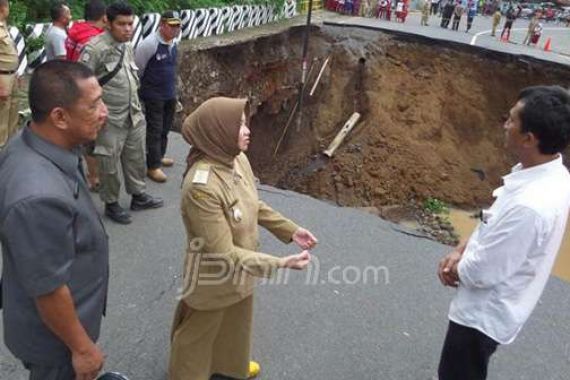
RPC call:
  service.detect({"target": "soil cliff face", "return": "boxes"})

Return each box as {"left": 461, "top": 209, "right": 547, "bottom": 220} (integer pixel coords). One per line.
{"left": 178, "top": 25, "right": 570, "bottom": 209}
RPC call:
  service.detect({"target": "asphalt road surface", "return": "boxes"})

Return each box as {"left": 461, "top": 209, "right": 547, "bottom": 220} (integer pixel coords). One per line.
{"left": 321, "top": 10, "right": 570, "bottom": 66}
{"left": 2, "top": 132, "right": 569, "bottom": 380}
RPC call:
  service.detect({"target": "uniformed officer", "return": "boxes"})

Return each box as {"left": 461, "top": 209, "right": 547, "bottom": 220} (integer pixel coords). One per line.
{"left": 421, "top": 0, "right": 430, "bottom": 26}
{"left": 169, "top": 97, "right": 318, "bottom": 380}
{"left": 0, "top": 60, "right": 108, "bottom": 380}
{"left": 80, "top": 1, "right": 163, "bottom": 224}
{"left": 0, "top": 0, "right": 20, "bottom": 150}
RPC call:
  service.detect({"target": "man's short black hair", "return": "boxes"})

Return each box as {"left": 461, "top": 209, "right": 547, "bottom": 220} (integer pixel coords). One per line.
{"left": 106, "top": 2, "right": 134, "bottom": 23}
{"left": 84, "top": 0, "right": 106, "bottom": 21}
{"left": 50, "top": 2, "right": 68, "bottom": 22}
{"left": 517, "top": 85, "right": 570, "bottom": 155}
{"left": 29, "top": 61, "right": 95, "bottom": 123}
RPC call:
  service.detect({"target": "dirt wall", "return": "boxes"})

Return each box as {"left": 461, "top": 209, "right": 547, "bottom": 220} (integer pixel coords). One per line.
{"left": 177, "top": 25, "right": 570, "bottom": 209}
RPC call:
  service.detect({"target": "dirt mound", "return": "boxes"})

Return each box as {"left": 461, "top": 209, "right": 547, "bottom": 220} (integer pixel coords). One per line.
{"left": 178, "top": 25, "right": 570, "bottom": 210}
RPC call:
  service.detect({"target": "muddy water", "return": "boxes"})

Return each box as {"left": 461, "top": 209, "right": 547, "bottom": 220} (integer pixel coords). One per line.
{"left": 448, "top": 209, "right": 570, "bottom": 283}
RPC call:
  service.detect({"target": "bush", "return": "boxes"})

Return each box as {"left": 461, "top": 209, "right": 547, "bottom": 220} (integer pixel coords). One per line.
{"left": 423, "top": 197, "right": 449, "bottom": 215}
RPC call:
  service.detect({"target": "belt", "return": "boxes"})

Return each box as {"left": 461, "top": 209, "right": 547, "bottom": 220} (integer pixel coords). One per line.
{"left": 0, "top": 69, "right": 16, "bottom": 75}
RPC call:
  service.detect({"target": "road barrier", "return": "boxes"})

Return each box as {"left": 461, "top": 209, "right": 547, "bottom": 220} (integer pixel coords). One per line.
{"left": 12, "top": 1, "right": 298, "bottom": 75}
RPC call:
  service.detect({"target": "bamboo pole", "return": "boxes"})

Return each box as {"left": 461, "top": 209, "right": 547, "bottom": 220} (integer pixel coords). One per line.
{"left": 272, "top": 59, "right": 318, "bottom": 158}
{"left": 323, "top": 112, "right": 361, "bottom": 157}
{"left": 309, "top": 56, "right": 330, "bottom": 97}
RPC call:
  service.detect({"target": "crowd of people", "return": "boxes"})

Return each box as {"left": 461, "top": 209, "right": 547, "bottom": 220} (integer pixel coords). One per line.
{"left": 324, "top": 0, "right": 548, "bottom": 43}
{"left": 1, "top": 1, "right": 570, "bottom": 380}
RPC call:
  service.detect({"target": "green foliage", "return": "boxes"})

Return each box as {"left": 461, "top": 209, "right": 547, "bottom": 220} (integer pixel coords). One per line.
{"left": 25, "top": 35, "right": 45, "bottom": 54}
{"left": 9, "top": 0, "right": 286, "bottom": 27}
{"left": 8, "top": 0, "right": 27, "bottom": 30}
{"left": 423, "top": 197, "right": 449, "bottom": 215}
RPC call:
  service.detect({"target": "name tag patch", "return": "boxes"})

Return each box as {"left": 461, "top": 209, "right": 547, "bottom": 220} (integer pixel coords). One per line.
{"left": 192, "top": 169, "right": 210, "bottom": 184}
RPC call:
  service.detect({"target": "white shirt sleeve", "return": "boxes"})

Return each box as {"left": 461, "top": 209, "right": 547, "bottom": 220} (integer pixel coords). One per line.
{"left": 134, "top": 34, "right": 159, "bottom": 78}
{"left": 458, "top": 206, "right": 543, "bottom": 289}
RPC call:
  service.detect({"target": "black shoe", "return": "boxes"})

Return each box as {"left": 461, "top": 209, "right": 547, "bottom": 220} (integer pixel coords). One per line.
{"left": 105, "top": 202, "right": 132, "bottom": 224}
{"left": 130, "top": 193, "right": 164, "bottom": 211}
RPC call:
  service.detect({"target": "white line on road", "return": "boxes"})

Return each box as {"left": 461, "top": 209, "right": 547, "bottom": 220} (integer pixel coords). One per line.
{"left": 470, "top": 27, "right": 569, "bottom": 46}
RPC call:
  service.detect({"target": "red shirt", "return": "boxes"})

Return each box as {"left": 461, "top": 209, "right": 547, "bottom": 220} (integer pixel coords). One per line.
{"left": 65, "top": 21, "right": 104, "bottom": 62}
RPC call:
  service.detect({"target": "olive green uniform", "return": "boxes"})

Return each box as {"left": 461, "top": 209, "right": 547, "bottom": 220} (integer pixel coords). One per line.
{"left": 79, "top": 32, "right": 146, "bottom": 203}
{"left": 491, "top": 11, "right": 501, "bottom": 36}
{"left": 421, "top": 0, "right": 430, "bottom": 25}
{"left": 0, "top": 21, "right": 19, "bottom": 149}
{"left": 169, "top": 153, "right": 299, "bottom": 380}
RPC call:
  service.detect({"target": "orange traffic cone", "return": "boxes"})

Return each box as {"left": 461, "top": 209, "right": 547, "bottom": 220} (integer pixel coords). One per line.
{"left": 544, "top": 37, "right": 552, "bottom": 52}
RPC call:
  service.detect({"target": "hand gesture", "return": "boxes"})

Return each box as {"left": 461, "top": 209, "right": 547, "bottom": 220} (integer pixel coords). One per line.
{"left": 72, "top": 343, "right": 104, "bottom": 380}
{"left": 281, "top": 250, "right": 311, "bottom": 270}
{"left": 438, "top": 250, "right": 462, "bottom": 287}
{"left": 292, "top": 227, "right": 318, "bottom": 250}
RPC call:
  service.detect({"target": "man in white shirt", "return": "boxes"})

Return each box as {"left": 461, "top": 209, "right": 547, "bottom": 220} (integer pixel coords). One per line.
{"left": 437, "top": 85, "right": 570, "bottom": 380}
{"left": 45, "top": 2, "right": 71, "bottom": 61}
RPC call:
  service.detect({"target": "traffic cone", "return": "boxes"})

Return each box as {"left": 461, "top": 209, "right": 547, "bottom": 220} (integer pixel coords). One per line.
{"left": 544, "top": 37, "right": 552, "bottom": 52}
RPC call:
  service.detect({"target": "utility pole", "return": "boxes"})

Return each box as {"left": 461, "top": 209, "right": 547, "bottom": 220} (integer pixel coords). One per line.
{"left": 295, "top": 0, "right": 313, "bottom": 132}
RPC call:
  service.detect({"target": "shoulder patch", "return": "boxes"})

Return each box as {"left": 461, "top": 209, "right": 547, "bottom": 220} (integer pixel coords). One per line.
{"left": 192, "top": 168, "right": 210, "bottom": 185}
{"left": 191, "top": 189, "right": 211, "bottom": 201}
{"left": 79, "top": 51, "right": 91, "bottom": 63}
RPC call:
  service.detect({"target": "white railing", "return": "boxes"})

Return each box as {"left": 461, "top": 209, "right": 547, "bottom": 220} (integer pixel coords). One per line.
{"left": 12, "top": 0, "right": 298, "bottom": 75}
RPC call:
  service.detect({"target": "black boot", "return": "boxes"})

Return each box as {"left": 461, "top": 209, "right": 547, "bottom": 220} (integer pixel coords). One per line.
{"left": 105, "top": 202, "right": 132, "bottom": 224}
{"left": 131, "top": 193, "right": 164, "bottom": 211}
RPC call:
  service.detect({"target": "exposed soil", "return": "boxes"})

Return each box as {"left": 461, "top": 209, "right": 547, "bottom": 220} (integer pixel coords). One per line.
{"left": 178, "top": 24, "right": 570, "bottom": 218}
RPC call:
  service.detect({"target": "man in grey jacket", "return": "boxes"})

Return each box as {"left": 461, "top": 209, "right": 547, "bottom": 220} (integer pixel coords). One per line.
{"left": 0, "top": 60, "right": 108, "bottom": 380}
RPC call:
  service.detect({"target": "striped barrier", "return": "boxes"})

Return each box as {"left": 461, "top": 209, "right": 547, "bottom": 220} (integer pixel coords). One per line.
{"left": 13, "top": 1, "right": 298, "bottom": 73}
{"left": 9, "top": 26, "right": 27, "bottom": 76}
{"left": 131, "top": 14, "right": 143, "bottom": 50}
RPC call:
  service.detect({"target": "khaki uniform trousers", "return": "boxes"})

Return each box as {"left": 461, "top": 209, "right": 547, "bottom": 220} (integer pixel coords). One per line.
{"left": 0, "top": 75, "right": 19, "bottom": 149}
{"left": 169, "top": 295, "right": 253, "bottom": 380}
{"left": 491, "top": 20, "right": 500, "bottom": 36}
{"left": 94, "top": 116, "right": 146, "bottom": 204}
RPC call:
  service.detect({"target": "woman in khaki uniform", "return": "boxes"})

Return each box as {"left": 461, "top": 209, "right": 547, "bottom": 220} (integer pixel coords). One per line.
{"left": 170, "top": 97, "right": 318, "bottom": 380}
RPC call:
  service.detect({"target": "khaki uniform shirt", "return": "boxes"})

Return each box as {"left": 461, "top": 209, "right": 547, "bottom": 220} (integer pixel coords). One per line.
{"left": 79, "top": 32, "right": 143, "bottom": 128}
{"left": 422, "top": 1, "right": 430, "bottom": 16}
{"left": 0, "top": 21, "right": 18, "bottom": 96}
{"left": 493, "top": 12, "right": 501, "bottom": 26}
{"left": 180, "top": 153, "right": 299, "bottom": 310}
{"left": 0, "top": 21, "right": 17, "bottom": 71}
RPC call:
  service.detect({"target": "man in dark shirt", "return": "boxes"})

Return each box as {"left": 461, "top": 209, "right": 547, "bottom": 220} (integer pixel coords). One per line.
{"left": 501, "top": 6, "right": 517, "bottom": 41}
{"left": 135, "top": 10, "right": 180, "bottom": 183}
{"left": 441, "top": 0, "right": 455, "bottom": 28}
{"left": 0, "top": 60, "right": 109, "bottom": 380}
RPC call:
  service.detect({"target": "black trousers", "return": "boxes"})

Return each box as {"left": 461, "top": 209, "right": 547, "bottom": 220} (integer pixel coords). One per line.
{"left": 23, "top": 361, "right": 75, "bottom": 380}
{"left": 430, "top": 3, "right": 439, "bottom": 15}
{"left": 438, "top": 321, "right": 499, "bottom": 380}
{"left": 143, "top": 98, "right": 176, "bottom": 169}
{"left": 452, "top": 15, "right": 461, "bottom": 30}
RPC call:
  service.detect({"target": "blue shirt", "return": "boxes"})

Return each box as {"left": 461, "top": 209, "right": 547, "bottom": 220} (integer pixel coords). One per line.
{"left": 135, "top": 31, "right": 178, "bottom": 101}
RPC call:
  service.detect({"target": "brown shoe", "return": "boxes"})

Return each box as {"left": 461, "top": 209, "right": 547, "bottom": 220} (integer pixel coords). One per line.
{"left": 147, "top": 168, "right": 167, "bottom": 183}
{"left": 161, "top": 157, "right": 174, "bottom": 167}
